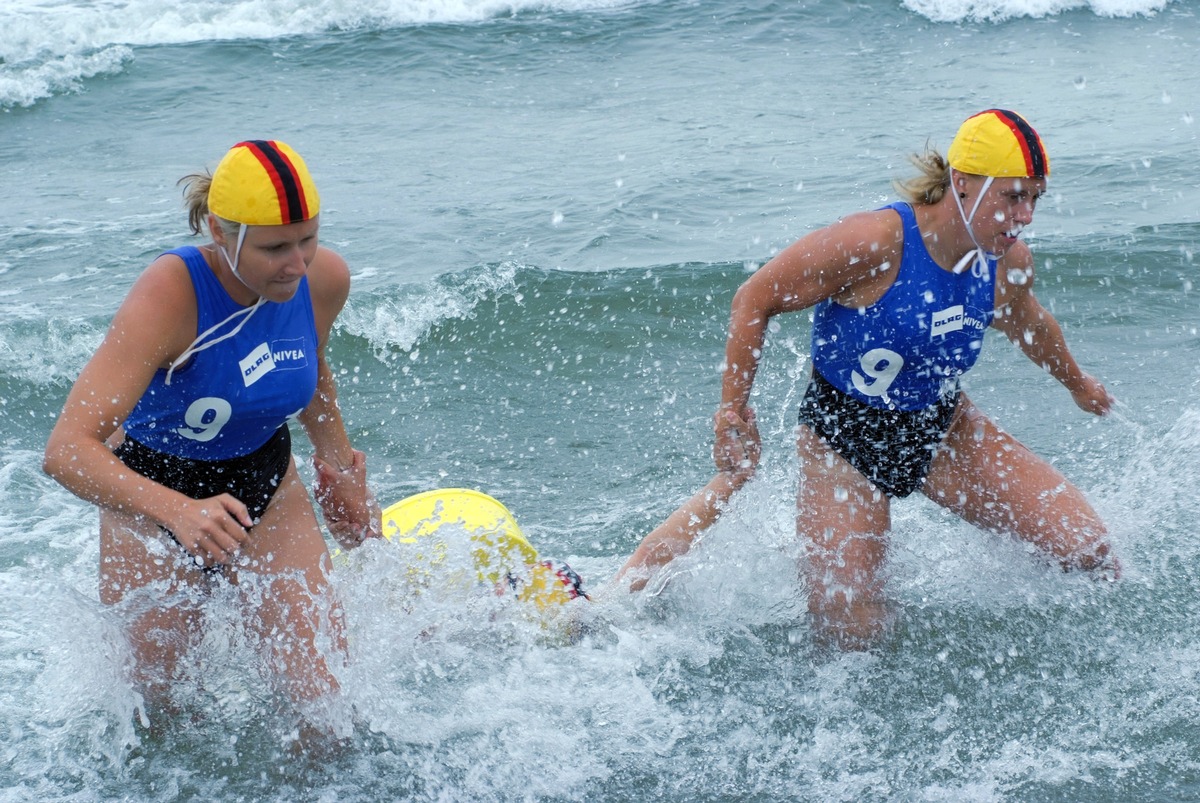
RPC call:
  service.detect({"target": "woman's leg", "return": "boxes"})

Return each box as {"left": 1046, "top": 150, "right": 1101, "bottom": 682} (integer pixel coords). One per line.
{"left": 229, "top": 459, "right": 347, "bottom": 704}
{"left": 797, "top": 424, "right": 893, "bottom": 650}
{"left": 922, "top": 396, "right": 1117, "bottom": 575}
{"left": 99, "top": 510, "right": 207, "bottom": 704}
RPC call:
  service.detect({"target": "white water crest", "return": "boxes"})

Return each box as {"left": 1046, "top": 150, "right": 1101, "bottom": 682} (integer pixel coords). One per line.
{"left": 0, "top": 0, "right": 645, "bottom": 107}
{"left": 902, "top": 0, "right": 1174, "bottom": 22}
{"left": 1, "top": 0, "right": 1182, "bottom": 108}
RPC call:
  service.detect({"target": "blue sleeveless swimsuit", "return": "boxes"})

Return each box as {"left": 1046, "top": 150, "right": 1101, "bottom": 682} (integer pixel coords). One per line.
{"left": 800, "top": 203, "right": 997, "bottom": 497}
{"left": 123, "top": 246, "right": 319, "bottom": 460}
{"left": 115, "top": 246, "right": 320, "bottom": 547}
{"left": 811, "top": 202, "right": 995, "bottom": 411}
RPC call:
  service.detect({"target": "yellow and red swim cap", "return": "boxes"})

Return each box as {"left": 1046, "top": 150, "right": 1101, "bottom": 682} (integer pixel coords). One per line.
{"left": 208, "top": 140, "right": 320, "bottom": 226}
{"left": 948, "top": 109, "right": 1050, "bottom": 180}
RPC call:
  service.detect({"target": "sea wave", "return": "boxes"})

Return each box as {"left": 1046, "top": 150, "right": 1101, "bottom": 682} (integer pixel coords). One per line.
{"left": 0, "top": 0, "right": 1179, "bottom": 108}
{"left": 339, "top": 260, "right": 525, "bottom": 357}
{"left": 0, "top": 0, "right": 643, "bottom": 108}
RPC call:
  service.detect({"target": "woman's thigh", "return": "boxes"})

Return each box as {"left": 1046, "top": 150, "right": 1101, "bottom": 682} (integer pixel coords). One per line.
{"left": 922, "top": 396, "right": 1112, "bottom": 570}
{"left": 232, "top": 458, "right": 331, "bottom": 585}
{"left": 228, "top": 459, "right": 346, "bottom": 699}
{"left": 796, "top": 424, "right": 891, "bottom": 596}
{"left": 99, "top": 509, "right": 197, "bottom": 604}
{"left": 99, "top": 509, "right": 207, "bottom": 687}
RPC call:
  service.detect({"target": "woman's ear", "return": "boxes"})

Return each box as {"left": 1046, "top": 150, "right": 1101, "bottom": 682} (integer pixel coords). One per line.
{"left": 208, "top": 213, "right": 226, "bottom": 247}
{"left": 954, "top": 171, "right": 968, "bottom": 198}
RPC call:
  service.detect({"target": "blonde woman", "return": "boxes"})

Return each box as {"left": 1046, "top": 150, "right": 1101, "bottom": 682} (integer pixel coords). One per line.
{"left": 44, "top": 140, "right": 379, "bottom": 709}
{"left": 712, "top": 110, "right": 1119, "bottom": 648}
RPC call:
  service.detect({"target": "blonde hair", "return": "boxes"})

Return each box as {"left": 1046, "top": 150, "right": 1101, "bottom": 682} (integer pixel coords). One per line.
{"left": 177, "top": 170, "right": 239, "bottom": 240}
{"left": 892, "top": 143, "right": 951, "bottom": 206}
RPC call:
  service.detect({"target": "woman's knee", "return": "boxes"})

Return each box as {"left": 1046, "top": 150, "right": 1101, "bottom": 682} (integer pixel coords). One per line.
{"left": 1038, "top": 487, "right": 1117, "bottom": 572}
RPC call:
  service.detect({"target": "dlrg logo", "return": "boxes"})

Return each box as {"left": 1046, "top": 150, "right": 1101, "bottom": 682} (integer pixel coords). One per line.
{"left": 931, "top": 305, "right": 964, "bottom": 338}
{"left": 240, "top": 343, "right": 274, "bottom": 387}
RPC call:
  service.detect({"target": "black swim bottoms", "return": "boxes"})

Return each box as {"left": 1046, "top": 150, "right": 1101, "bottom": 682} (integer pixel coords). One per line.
{"left": 798, "top": 371, "right": 960, "bottom": 498}
{"left": 114, "top": 426, "right": 293, "bottom": 556}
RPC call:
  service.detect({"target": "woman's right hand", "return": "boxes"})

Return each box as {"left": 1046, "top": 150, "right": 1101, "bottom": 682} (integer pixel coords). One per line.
{"left": 713, "top": 407, "right": 761, "bottom": 483}
{"left": 165, "top": 494, "right": 253, "bottom": 567}
{"left": 1069, "top": 372, "right": 1115, "bottom": 417}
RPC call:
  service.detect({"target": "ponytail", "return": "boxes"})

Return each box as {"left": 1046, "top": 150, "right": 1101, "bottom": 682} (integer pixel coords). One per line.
{"left": 178, "top": 170, "right": 239, "bottom": 240}
{"left": 892, "top": 143, "right": 951, "bottom": 206}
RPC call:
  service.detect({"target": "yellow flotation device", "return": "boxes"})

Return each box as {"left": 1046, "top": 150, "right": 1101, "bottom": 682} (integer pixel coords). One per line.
{"left": 378, "top": 488, "right": 588, "bottom": 611}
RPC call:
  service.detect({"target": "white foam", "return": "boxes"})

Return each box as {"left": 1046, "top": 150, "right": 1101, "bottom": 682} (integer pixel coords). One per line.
{"left": 902, "top": 0, "right": 1173, "bottom": 23}
{"left": 0, "top": 0, "right": 642, "bottom": 107}
{"left": 340, "top": 260, "right": 522, "bottom": 356}
{"left": 6, "top": 0, "right": 1176, "bottom": 108}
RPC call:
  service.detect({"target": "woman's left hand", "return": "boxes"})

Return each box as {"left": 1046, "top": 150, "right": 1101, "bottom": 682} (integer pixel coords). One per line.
{"left": 1070, "top": 373, "right": 1114, "bottom": 416}
{"left": 313, "top": 449, "right": 383, "bottom": 548}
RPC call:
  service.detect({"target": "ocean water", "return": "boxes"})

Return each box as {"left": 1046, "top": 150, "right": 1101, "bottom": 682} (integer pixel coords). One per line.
{"left": 2, "top": 0, "right": 1199, "bottom": 799}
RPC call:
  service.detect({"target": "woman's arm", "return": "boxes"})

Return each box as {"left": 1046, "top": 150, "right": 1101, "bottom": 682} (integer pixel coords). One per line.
{"left": 613, "top": 409, "right": 760, "bottom": 593}
{"left": 992, "top": 245, "right": 1113, "bottom": 416}
{"left": 297, "top": 247, "right": 382, "bottom": 546}
{"left": 715, "top": 211, "right": 903, "bottom": 467}
{"left": 43, "top": 256, "right": 255, "bottom": 561}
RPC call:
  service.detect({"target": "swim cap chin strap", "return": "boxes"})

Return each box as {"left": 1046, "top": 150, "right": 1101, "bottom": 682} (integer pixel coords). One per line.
{"left": 165, "top": 223, "right": 266, "bottom": 386}
{"left": 950, "top": 170, "right": 996, "bottom": 277}
{"left": 220, "top": 222, "right": 254, "bottom": 289}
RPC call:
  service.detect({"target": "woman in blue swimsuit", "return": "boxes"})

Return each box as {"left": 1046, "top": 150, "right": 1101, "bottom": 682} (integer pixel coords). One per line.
{"left": 44, "top": 141, "right": 380, "bottom": 714}
{"left": 712, "top": 110, "right": 1120, "bottom": 649}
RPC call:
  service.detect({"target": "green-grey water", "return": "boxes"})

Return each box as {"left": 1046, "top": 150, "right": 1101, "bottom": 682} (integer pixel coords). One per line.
{"left": 2, "top": 0, "right": 1199, "bottom": 799}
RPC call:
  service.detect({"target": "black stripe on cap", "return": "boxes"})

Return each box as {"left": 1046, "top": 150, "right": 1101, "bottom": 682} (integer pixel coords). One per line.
{"left": 242, "top": 140, "right": 306, "bottom": 223}
{"left": 994, "top": 110, "right": 1047, "bottom": 179}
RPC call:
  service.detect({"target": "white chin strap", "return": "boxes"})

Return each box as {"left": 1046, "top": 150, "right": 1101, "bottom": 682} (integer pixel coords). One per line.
{"left": 951, "top": 170, "right": 996, "bottom": 276}
{"left": 165, "top": 222, "right": 265, "bottom": 385}
{"left": 223, "top": 223, "right": 253, "bottom": 288}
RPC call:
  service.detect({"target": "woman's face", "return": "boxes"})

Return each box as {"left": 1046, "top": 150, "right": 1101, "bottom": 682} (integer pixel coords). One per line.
{"left": 214, "top": 215, "right": 321, "bottom": 302}
{"left": 960, "top": 174, "right": 1047, "bottom": 255}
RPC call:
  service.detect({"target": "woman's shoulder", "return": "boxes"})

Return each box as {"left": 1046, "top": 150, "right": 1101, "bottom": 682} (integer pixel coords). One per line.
{"left": 127, "top": 248, "right": 201, "bottom": 308}
{"left": 104, "top": 249, "right": 201, "bottom": 362}
{"left": 829, "top": 206, "right": 906, "bottom": 243}
{"left": 305, "top": 246, "right": 351, "bottom": 337}
{"left": 307, "top": 246, "right": 350, "bottom": 296}
{"left": 813, "top": 206, "right": 906, "bottom": 271}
